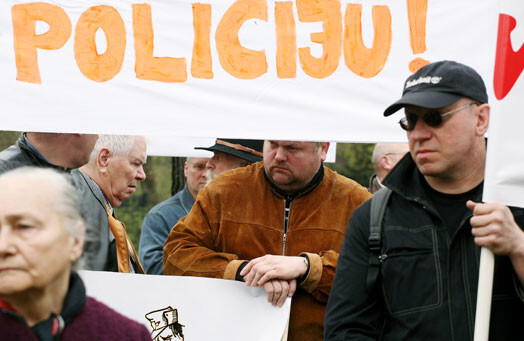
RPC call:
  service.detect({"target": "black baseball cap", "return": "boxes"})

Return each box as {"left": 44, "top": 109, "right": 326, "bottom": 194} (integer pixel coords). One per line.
{"left": 195, "top": 138, "right": 263, "bottom": 163}
{"left": 384, "top": 60, "right": 488, "bottom": 116}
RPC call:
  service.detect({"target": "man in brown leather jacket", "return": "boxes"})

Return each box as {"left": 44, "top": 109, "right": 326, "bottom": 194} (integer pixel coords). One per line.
{"left": 163, "top": 140, "right": 371, "bottom": 341}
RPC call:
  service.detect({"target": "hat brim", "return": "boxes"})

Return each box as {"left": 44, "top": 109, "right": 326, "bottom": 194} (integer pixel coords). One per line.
{"left": 195, "top": 144, "right": 262, "bottom": 163}
{"left": 383, "top": 91, "right": 462, "bottom": 117}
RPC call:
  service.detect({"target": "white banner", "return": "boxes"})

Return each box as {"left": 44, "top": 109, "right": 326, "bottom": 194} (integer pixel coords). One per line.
{"left": 0, "top": 0, "right": 498, "bottom": 142}
{"left": 484, "top": 0, "right": 524, "bottom": 208}
{"left": 146, "top": 135, "right": 337, "bottom": 161}
{"left": 79, "top": 271, "right": 291, "bottom": 341}
{"left": 478, "top": 2, "right": 523, "bottom": 338}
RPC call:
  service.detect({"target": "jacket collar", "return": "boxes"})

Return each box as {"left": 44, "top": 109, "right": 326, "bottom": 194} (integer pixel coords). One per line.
{"left": 383, "top": 153, "right": 483, "bottom": 207}
{"left": 180, "top": 185, "right": 196, "bottom": 214}
{"left": 0, "top": 272, "right": 86, "bottom": 340}
{"left": 17, "top": 133, "right": 70, "bottom": 172}
{"left": 263, "top": 163, "right": 324, "bottom": 200}
{"left": 32, "top": 272, "right": 86, "bottom": 340}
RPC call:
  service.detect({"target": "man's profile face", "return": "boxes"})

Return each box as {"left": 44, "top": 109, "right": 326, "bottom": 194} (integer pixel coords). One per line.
{"left": 185, "top": 157, "right": 210, "bottom": 199}
{"left": 406, "top": 98, "right": 480, "bottom": 179}
{"left": 0, "top": 177, "right": 78, "bottom": 296}
{"left": 105, "top": 138, "right": 147, "bottom": 207}
{"left": 263, "top": 141, "right": 328, "bottom": 193}
{"left": 206, "top": 151, "right": 247, "bottom": 183}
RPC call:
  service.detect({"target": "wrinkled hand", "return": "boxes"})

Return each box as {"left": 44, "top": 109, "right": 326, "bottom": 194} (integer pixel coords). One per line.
{"left": 468, "top": 200, "right": 524, "bottom": 256}
{"left": 263, "top": 279, "right": 297, "bottom": 306}
{"left": 240, "top": 255, "right": 308, "bottom": 286}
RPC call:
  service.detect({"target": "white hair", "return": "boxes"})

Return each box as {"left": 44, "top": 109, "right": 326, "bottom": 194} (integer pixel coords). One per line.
{"left": 0, "top": 167, "right": 85, "bottom": 269}
{"left": 89, "top": 135, "right": 145, "bottom": 160}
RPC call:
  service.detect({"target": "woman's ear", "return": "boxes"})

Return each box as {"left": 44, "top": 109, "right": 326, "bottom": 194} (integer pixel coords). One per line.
{"left": 69, "top": 221, "right": 85, "bottom": 263}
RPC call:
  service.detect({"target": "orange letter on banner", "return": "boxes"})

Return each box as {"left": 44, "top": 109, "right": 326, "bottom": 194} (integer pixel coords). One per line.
{"left": 74, "top": 6, "right": 126, "bottom": 82}
{"left": 275, "top": 2, "right": 296, "bottom": 78}
{"left": 215, "top": 0, "right": 268, "bottom": 79}
{"left": 11, "top": 3, "right": 71, "bottom": 84}
{"left": 133, "top": 4, "right": 187, "bottom": 83}
{"left": 296, "top": 0, "right": 342, "bottom": 79}
{"left": 191, "top": 3, "right": 213, "bottom": 79}
{"left": 344, "top": 4, "right": 391, "bottom": 78}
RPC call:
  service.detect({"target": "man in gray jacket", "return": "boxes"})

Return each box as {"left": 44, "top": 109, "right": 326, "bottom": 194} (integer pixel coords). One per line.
{"left": 80, "top": 135, "right": 147, "bottom": 272}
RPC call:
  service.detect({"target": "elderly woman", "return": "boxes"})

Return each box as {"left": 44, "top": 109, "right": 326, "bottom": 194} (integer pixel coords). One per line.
{"left": 0, "top": 167, "right": 151, "bottom": 340}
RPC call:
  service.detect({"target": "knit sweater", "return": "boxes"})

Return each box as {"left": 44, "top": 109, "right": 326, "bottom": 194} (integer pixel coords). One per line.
{"left": 0, "top": 273, "right": 152, "bottom": 341}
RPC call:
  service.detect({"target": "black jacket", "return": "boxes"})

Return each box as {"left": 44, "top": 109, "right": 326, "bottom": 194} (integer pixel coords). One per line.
{"left": 0, "top": 134, "right": 67, "bottom": 174}
{"left": 325, "top": 154, "right": 524, "bottom": 340}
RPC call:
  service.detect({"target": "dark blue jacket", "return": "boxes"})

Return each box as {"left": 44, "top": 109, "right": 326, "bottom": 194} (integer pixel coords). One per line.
{"left": 139, "top": 185, "right": 195, "bottom": 274}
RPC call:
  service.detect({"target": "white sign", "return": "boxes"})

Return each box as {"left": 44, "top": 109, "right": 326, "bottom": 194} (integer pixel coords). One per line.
{"left": 484, "top": 0, "right": 524, "bottom": 208}
{"left": 79, "top": 270, "right": 291, "bottom": 341}
{"left": 477, "top": 2, "right": 524, "bottom": 340}
{"left": 0, "top": 0, "right": 499, "bottom": 142}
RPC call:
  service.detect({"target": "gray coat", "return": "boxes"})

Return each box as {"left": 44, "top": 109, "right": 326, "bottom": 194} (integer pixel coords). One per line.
{"left": 71, "top": 170, "right": 112, "bottom": 271}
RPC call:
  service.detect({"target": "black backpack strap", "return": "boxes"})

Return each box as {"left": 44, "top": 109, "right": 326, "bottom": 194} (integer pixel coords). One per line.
{"left": 366, "top": 187, "right": 392, "bottom": 292}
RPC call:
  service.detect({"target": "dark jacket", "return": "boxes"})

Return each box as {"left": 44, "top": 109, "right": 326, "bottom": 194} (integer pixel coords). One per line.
{"left": 139, "top": 185, "right": 195, "bottom": 274}
{"left": 0, "top": 273, "right": 151, "bottom": 340}
{"left": 0, "top": 134, "right": 66, "bottom": 174}
{"left": 325, "top": 154, "right": 524, "bottom": 340}
{"left": 0, "top": 135, "right": 110, "bottom": 271}
{"left": 164, "top": 162, "right": 372, "bottom": 341}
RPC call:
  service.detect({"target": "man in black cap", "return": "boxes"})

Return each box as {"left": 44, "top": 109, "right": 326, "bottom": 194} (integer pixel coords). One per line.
{"left": 139, "top": 138, "right": 262, "bottom": 274}
{"left": 195, "top": 138, "right": 263, "bottom": 183}
{"left": 325, "top": 60, "right": 524, "bottom": 340}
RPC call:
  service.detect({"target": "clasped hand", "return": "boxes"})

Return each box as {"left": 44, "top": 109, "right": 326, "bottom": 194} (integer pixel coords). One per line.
{"left": 240, "top": 255, "right": 308, "bottom": 306}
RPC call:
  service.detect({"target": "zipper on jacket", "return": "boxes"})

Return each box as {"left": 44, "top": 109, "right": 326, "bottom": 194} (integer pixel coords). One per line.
{"left": 282, "top": 198, "right": 292, "bottom": 255}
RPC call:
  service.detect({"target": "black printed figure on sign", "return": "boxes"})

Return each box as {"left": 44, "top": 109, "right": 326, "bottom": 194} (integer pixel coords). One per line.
{"left": 145, "top": 306, "right": 185, "bottom": 341}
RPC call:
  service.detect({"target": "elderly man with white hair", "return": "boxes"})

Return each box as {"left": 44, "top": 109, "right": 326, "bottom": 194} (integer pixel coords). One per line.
{"left": 77, "top": 135, "right": 147, "bottom": 273}
{"left": 0, "top": 167, "right": 151, "bottom": 340}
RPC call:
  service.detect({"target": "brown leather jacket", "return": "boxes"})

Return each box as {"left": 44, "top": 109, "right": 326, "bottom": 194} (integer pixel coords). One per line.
{"left": 164, "top": 162, "right": 371, "bottom": 341}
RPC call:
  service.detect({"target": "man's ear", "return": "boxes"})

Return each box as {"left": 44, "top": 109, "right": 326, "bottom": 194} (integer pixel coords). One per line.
{"left": 476, "top": 103, "right": 490, "bottom": 136}
{"left": 97, "top": 148, "right": 111, "bottom": 174}
{"left": 69, "top": 222, "right": 85, "bottom": 263}
{"left": 319, "top": 142, "right": 330, "bottom": 162}
{"left": 380, "top": 155, "right": 391, "bottom": 171}
{"left": 184, "top": 161, "right": 188, "bottom": 177}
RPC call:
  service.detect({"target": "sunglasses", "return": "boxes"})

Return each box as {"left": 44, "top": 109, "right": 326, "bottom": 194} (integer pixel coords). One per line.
{"left": 399, "top": 102, "right": 477, "bottom": 131}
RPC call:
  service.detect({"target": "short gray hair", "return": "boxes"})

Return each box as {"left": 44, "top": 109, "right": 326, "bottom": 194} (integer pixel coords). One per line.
{"left": 0, "top": 167, "right": 85, "bottom": 268}
{"left": 89, "top": 135, "right": 144, "bottom": 160}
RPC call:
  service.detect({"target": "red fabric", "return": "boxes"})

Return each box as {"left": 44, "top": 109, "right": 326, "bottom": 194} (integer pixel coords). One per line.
{"left": 0, "top": 297, "right": 152, "bottom": 340}
{"left": 0, "top": 298, "right": 15, "bottom": 312}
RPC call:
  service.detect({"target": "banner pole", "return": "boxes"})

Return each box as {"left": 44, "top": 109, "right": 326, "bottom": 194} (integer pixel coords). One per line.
{"left": 473, "top": 247, "right": 495, "bottom": 341}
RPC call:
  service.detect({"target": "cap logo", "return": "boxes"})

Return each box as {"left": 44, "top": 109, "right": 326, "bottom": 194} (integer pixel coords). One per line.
{"left": 405, "top": 76, "right": 442, "bottom": 89}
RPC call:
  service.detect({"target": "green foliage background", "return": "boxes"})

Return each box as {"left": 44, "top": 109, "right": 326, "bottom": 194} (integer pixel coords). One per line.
{"left": 0, "top": 132, "right": 374, "bottom": 249}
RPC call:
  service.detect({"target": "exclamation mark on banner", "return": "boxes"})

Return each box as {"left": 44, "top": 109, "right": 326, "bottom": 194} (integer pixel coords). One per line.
{"left": 407, "top": 0, "right": 430, "bottom": 73}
